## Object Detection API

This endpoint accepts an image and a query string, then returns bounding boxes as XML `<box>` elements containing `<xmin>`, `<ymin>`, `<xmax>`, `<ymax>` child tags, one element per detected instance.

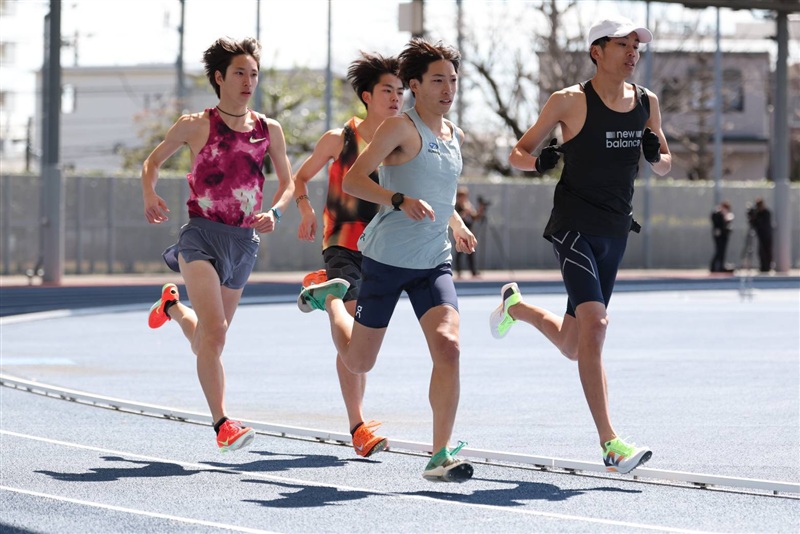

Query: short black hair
<box><xmin>589</xmin><ymin>37</ymin><xmax>610</xmax><ymax>66</ymax></box>
<box><xmin>203</xmin><ymin>37</ymin><xmax>262</xmax><ymax>98</ymax></box>
<box><xmin>398</xmin><ymin>38</ymin><xmax>460</xmax><ymax>94</ymax></box>
<box><xmin>346</xmin><ymin>52</ymin><xmax>401</xmax><ymax>108</ymax></box>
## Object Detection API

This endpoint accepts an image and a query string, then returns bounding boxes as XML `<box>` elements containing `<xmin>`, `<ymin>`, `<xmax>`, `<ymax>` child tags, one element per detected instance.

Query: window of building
<box><xmin>722</xmin><ymin>69</ymin><xmax>744</xmax><ymax>112</ymax></box>
<box><xmin>62</xmin><ymin>84</ymin><xmax>76</xmax><ymax>114</ymax></box>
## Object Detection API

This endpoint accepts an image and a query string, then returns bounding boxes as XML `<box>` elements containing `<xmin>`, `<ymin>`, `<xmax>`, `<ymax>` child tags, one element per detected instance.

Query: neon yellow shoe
<box><xmin>489</xmin><ymin>282</ymin><xmax>522</xmax><ymax>339</ymax></box>
<box><xmin>422</xmin><ymin>441</ymin><xmax>473</xmax><ymax>482</ymax></box>
<box><xmin>603</xmin><ymin>437</ymin><xmax>652</xmax><ymax>474</ymax></box>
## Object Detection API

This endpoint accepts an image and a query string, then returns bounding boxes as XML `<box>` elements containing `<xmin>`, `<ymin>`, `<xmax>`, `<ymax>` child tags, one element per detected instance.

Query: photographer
<box><xmin>710</xmin><ymin>200</ymin><xmax>734</xmax><ymax>273</ymax></box>
<box><xmin>749</xmin><ymin>197</ymin><xmax>773</xmax><ymax>272</ymax></box>
<box><xmin>454</xmin><ymin>186</ymin><xmax>483</xmax><ymax>278</ymax></box>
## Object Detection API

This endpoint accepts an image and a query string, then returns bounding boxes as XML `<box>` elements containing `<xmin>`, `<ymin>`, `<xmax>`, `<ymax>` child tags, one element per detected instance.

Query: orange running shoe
<box><xmin>148</xmin><ymin>283</ymin><xmax>179</xmax><ymax>329</ymax></box>
<box><xmin>351</xmin><ymin>420</ymin><xmax>388</xmax><ymax>458</ymax></box>
<box><xmin>302</xmin><ymin>269</ymin><xmax>328</xmax><ymax>288</ymax></box>
<box><xmin>216</xmin><ymin>419</ymin><xmax>255</xmax><ymax>453</ymax></box>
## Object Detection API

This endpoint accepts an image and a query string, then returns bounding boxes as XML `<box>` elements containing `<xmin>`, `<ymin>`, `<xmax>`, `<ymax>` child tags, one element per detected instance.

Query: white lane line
<box><xmin>0</xmin><ymin>485</ymin><xmax>279</xmax><ymax>534</ymax></box>
<box><xmin>3</xmin><ymin>372</ymin><xmax>796</xmax><ymax>495</ymax></box>
<box><xmin>2</xmin><ymin>430</ymin><xmax>715</xmax><ymax>534</ymax></box>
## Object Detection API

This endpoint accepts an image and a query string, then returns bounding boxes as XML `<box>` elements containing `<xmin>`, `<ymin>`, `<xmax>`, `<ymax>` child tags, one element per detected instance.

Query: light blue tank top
<box><xmin>358</xmin><ymin>107</ymin><xmax>462</xmax><ymax>269</ymax></box>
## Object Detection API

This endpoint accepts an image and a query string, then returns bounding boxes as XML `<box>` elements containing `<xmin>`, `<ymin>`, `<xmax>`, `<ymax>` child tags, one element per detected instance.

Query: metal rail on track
<box><xmin>2</xmin><ymin>373</ymin><xmax>797</xmax><ymax>497</ymax></box>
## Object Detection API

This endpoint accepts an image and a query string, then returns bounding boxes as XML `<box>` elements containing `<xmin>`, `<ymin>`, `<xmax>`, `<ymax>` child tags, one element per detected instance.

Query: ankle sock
<box><xmin>214</xmin><ymin>417</ymin><xmax>229</xmax><ymax>434</ymax></box>
<box><xmin>164</xmin><ymin>299</ymin><xmax>177</xmax><ymax>315</ymax></box>
<box><xmin>350</xmin><ymin>422</ymin><xmax>364</xmax><ymax>435</ymax></box>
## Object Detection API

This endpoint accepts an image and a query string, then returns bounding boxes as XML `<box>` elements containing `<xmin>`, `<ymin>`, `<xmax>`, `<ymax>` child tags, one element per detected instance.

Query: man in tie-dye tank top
<box><xmin>141</xmin><ymin>37</ymin><xmax>294</xmax><ymax>453</ymax></box>
<box><xmin>292</xmin><ymin>52</ymin><xmax>405</xmax><ymax>459</ymax></box>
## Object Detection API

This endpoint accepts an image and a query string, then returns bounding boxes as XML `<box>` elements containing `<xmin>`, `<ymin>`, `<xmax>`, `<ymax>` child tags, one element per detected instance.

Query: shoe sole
<box><xmin>358</xmin><ymin>438</ymin><xmax>388</xmax><ymax>458</ymax></box>
<box><xmin>607</xmin><ymin>450</ymin><xmax>653</xmax><ymax>474</ymax></box>
<box><xmin>298</xmin><ymin>278</ymin><xmax>350</xmax><ymax>313</ymax></box>
<box><xmin>219</xmin><ymin>429</ymin><xmax>255</xmax><ymax>453</ymax></box>
<box><xmin>148</xmin><ymin>283</ymin><xmax>178</xmax><ymax>329</ymax></box>
<box><xmin>423</xmin><ymin>461</ymin><xmax>474</xmax><ymax>483</ymax></box>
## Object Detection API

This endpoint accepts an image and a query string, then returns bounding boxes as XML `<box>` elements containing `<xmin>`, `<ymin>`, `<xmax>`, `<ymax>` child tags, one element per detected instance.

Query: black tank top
<box><xmin>544</xmin><ymin>80</ymin><xmax>650</xmax><ymax>239</ymax></box>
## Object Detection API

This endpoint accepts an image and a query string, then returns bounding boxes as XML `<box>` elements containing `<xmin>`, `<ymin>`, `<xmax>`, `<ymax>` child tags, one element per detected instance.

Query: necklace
<box><xmin>216</xmin><ymin>106</ymin><xmax>248</xmax><ymax>118</ymax></box>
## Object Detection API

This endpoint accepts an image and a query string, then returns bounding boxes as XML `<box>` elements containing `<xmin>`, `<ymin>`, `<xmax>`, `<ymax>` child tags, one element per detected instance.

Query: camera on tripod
<box><xmin>746</xmin><ymin>203</ymin><xmax>757</xmax><ymax>228</ymax></box>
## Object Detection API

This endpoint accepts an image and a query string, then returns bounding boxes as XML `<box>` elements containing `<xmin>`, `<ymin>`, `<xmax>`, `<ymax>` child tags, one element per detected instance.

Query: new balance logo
<box><xmin>249</xmin><ymin>137</ymin><xmax>267</xmax><ymax>143</ymax></box>
<box><xmin>605</xmin><ymin>130</ymin><xmax>642</xmax><ymax>149</ymax></box>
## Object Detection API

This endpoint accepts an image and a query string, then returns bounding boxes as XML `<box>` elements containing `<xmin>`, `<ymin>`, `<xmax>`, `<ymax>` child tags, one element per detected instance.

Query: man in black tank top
<box><xmin>495</xmin><ymin>16</ymin><xmax>671</xmax><ymax>474</ymax></box>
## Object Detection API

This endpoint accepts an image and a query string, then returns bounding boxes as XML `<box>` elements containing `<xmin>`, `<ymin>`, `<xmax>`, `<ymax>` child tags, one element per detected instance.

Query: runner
<box><xmin>497</xmin><ymin>15</ymin><xmax>671</xmax><ymax>474</ymax></box>
<box><xmin>299</xmin><ymin>38</ymin><xmax>478</xmax><ymax>482</ymax></box>
<box><xmin>293</xmin><ymin>52</ymin><xmax>405</xmax><ymax>458</ymax></box>
<box><xmin>142</xmin><ymin>36</ymin><xmax>294</xmax><ymax>453</ymax></box>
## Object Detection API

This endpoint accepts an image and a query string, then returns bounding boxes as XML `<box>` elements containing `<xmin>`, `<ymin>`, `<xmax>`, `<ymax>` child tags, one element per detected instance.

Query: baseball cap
<box><xmin>587</xmin><ymin>16</ymin><xmax>653</xmax><ymax>47</ymax></box>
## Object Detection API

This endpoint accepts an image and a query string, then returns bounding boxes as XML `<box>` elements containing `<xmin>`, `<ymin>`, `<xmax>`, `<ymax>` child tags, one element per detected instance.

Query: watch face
<box><xmin>392</xmin><ymin>193</ymin><xmax>404</xmax><ymax>209</ymax></box>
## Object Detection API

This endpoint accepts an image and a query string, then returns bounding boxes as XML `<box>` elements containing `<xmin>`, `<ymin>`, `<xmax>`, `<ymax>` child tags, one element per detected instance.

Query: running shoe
<box><xmin>216</xmin><ymin>419</ymin><xmax>255</xmax><ymax>453</ymax></box>
<box><xmin>603</xmin><ymin>437</ymin><xmax>652</xmax><ymax>474</ymax></box>
<box><xmin>297</xmin><ymin>278</ymin><xmax>350</xmax><ymax>313</ymax></box>
<box><xmin>351</xmin><ymin>420</ymin><xmax>388</xmax><ymax>458</ymax></box>
<box><xmin>148</xmin><ymin>283</ymin><xmax>179</xmax><ymax>329</ymax></box>
<box><xmin>422</xmin><ymin>441</ymin><xmax>473</xmax><ymax>482</ymax></box>
<box><xmin>302</xmin><ymin>269</ymin><xmax>328</xmax><ymax>288</ymax></box>
<box><xmin>489</xmin><ymin>282</ymin><xmax>522</xmax><ymax>339</ymax></box>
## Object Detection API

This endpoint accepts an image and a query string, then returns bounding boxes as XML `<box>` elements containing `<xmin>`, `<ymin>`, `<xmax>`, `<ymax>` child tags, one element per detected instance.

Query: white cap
<box><xmin>587</xmin><ymin>16</ymin><xmax>653</xmax><ymax>48</ymax></box>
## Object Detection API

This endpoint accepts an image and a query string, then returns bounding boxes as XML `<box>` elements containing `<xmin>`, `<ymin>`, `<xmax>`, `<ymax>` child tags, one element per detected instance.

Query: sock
<box><xmin>350</xmin><ymin>422</ymin><xmax>364</xmax><ymax>436</ymax></box>
<box><xmin>214</xmin><ymin>417</ymin><xmax>229</xmax><ymax>434</ymax></box>
<box><xmin>164</xmin><ymin>299</ymin><xmax>177</xmax><ymax>316</ymax></box>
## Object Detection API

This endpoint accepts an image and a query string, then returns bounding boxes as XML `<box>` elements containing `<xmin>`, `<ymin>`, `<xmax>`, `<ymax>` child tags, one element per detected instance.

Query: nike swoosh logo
<box><xmin>354</xmin><ymin>443</ymin><xmax>364</xmax><ymax>451</ymax></box>
<box><xmin>249</xmin><ymin>137</ymin><xmax>266</xmax><ymax>143</ymax></box>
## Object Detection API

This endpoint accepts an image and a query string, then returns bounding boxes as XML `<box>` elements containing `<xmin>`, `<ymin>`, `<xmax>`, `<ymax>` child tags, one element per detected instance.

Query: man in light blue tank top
<box><xmin>299</xmin><ymin>38</ymin><xmax>477</xmax><ymax>482</ymax></box>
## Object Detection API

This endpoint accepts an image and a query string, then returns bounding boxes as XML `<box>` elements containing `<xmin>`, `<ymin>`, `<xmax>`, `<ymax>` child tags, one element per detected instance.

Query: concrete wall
<box><xmin>1</xmin><ymin>173</ymin><xmax>797</xmax><ymax>275</ymax></box>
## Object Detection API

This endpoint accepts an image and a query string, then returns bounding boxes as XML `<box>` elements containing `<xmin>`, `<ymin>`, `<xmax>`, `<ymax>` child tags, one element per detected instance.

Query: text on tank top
<box><xmin>357</xmin><ymin>107</ymin><xmax>462</xmax><ymax>269</ymax></box>
<box><xmin>544</xmin><ymin>81</ymin><xmax>650</xmax><ymax>239</ymax></box>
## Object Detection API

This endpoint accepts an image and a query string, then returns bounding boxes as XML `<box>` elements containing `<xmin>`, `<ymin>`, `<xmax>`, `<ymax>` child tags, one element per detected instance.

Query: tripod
<box><xmin>738</xmin><ymin>227</ymin><xmax>757</xmax><ymax>299</ymax></box>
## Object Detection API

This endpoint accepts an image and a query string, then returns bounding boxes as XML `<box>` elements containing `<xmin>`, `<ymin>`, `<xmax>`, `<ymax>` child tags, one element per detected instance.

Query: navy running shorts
<box><xmin>162</xmin><ymin>217</ymin><xmax>260</xmax><ymax>290</ymax></box>
<box><xmin>323</xmin><ymin>246</ymin><xmax>363</xmax><ymax>302</ymax></box>
<box><xmin>550</xmin><ymin>229</ymin><xmax>628</xmax><ymax>317</ymax></box>
<box><xmin>354</xmin><ymin>257</ymin><xmax>458</xmax><ymax>329</ymax></box>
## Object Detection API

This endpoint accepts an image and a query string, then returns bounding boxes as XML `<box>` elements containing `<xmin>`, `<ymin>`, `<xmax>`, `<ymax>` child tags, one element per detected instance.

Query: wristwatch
<box><xmin>269</xmin><ymin>206</ymin><xmax>282</xmax><ymax>223</ymax></box>
<box><xmin>391</xmin><ymin>192</ymin><xmax>405</xmax><ymax>211</ymax></box>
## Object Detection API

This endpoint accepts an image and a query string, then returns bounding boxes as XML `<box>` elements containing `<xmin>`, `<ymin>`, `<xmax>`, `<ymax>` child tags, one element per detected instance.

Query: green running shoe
<box><xmin>297</xmin><ymin>278</ymin><xmax>350</xmax><ymax>313</ymax></box>
<box><xmin>422</xmin><ymin>441</ymin><xmax>473</xmax><ymax>482</ymax></box>
<box><xmin>489</xmin><ymin>282</ymin><xmax>522</xmax><ymax>339</ymax></box>
<box><xmin>603</xmin><ymin>437</ymin><xmax>652</xmax><ymax>474</ymax></box>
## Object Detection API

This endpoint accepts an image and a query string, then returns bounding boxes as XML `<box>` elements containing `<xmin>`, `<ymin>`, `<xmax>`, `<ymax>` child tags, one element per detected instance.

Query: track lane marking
<box><xmin>2</xmin><ymin>430</ymin><xmax>715</xmax><ymax>534</ymax></box>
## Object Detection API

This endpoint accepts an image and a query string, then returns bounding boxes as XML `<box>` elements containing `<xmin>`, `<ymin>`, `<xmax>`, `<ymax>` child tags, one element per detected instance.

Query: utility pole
<box><xmin>456</xmin><ymin>0</ymin><xmax>463</xmax><ymax>127</ymax></box>
<box><xmin>176</xmin><ymin>0</ymin><xmax>186</xmax><ymax>115</ymax></box>
<box><xmin>325</xmin><ymin>0</ymin><xmax>332</xmax><ymax>132</ymax></box>
<box><xmin>41</xmin><ymin>0</ymin><xmax>63</xmax><ymax>284</ymax></box>
<box><xmin>773</xmin><ymin>11</ymin><xmax>790</xmax><ymax>273</ymax></box>
<box><xmin>254</xmin><ymin>0</ymin><xmax>263</xmax><ymax>113</ymax></box>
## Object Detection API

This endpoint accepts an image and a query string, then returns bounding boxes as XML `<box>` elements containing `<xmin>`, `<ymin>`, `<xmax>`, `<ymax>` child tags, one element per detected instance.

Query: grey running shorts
<box><xmin>162</xmin><ymin>217</ymin><xmax>260</xmax><ymax>289</ymax></box>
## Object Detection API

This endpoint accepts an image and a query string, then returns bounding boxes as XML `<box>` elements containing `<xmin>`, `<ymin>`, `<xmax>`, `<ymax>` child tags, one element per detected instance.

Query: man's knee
<box><xmin>193</xmin><ymin>321</ymin><xmax>228</xmax><ymax>356</ymax></box>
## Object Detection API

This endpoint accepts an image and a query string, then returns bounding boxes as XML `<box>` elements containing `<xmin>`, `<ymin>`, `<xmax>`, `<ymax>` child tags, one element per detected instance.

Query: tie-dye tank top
<box><xmin>186</xmin><ymin>107</ymin><xmax>270</xmax><ymax>227</ymax></box>
<box><xmin>322</xmin><ymin>117</ymin><xmax>380</xmax><ymax>251</ymax></box>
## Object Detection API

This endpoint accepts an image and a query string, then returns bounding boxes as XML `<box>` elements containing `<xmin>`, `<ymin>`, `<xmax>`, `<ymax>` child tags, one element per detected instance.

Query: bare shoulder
<box><xmin>166</xmin><ymin>110</ymin><xmax>208</xmax><ymax>142</ymax></box>
<box><xmin>551</xmin><ymin>84</ymin><xmax>585</xmax><ymax>104</ymax></box>
<box><xmin>175</xmin><ymin>110</ymin><xmax>207</xmax><ymax>128</ymax></box>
